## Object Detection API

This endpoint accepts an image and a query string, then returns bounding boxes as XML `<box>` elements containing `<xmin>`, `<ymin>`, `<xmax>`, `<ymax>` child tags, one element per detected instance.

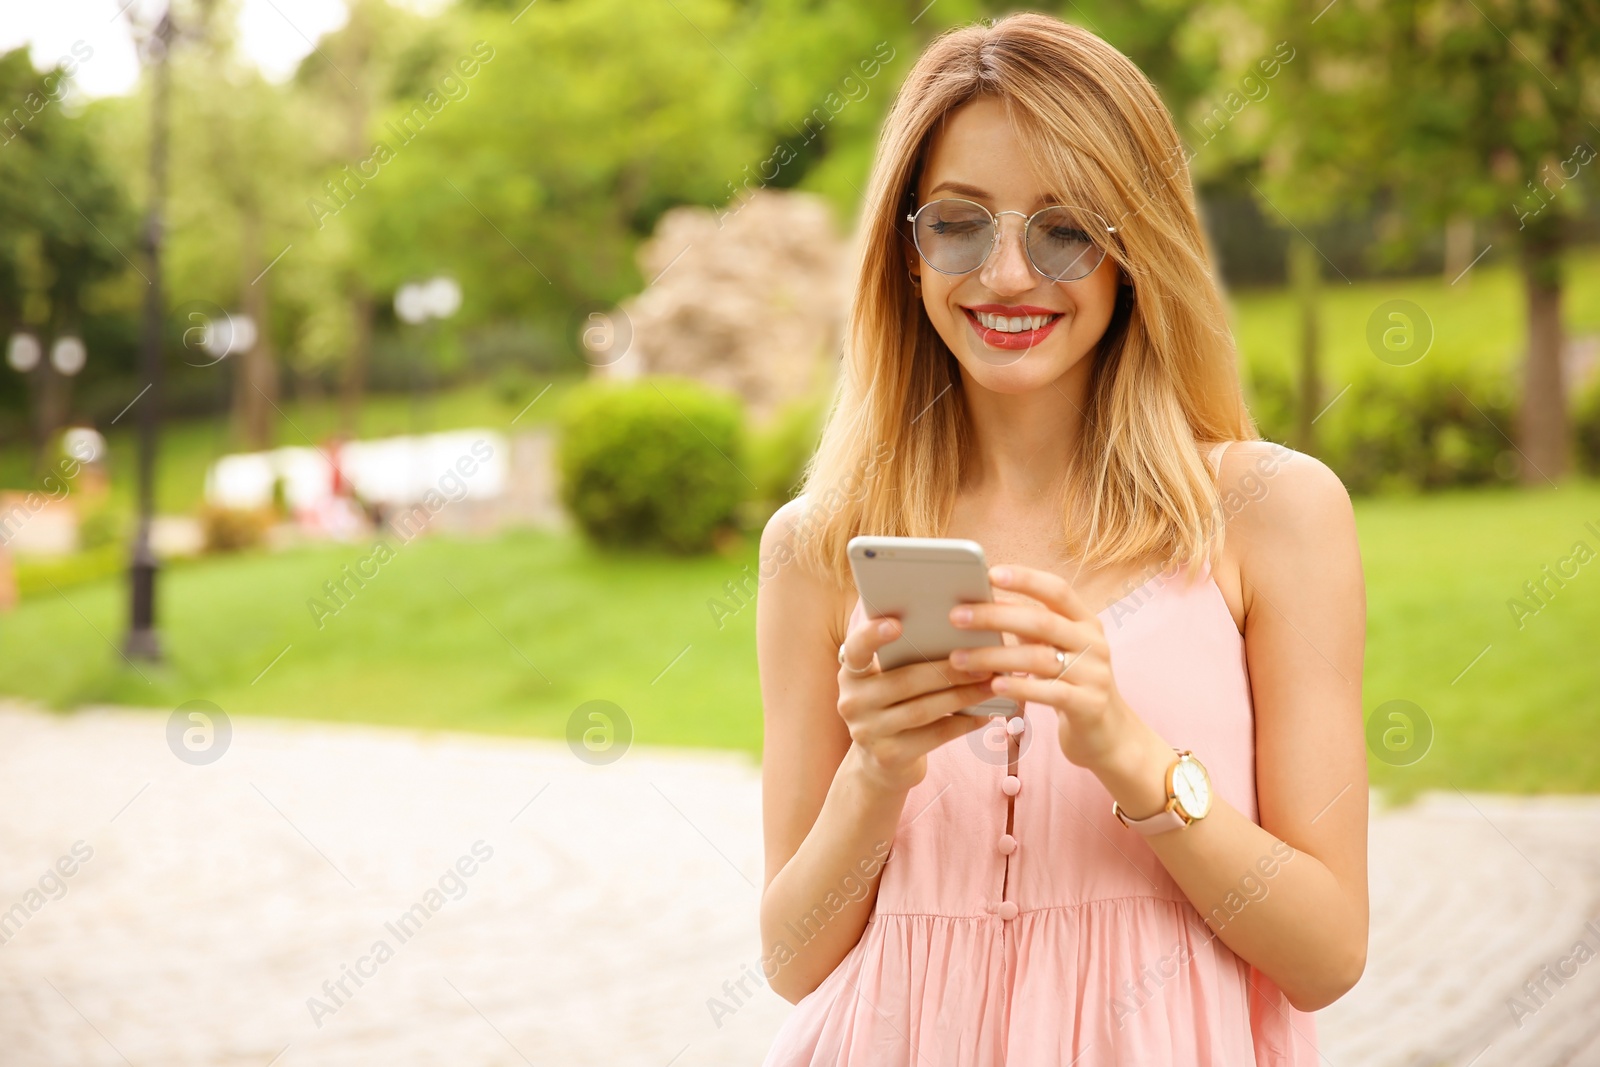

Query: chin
<box><xmin>955</xmin><ymin>343</ymin><xmax>1085</xmax><ymax>394</ymax></box>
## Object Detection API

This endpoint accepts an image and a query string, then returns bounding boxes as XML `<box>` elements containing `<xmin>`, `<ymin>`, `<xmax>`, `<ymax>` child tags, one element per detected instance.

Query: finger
<box><xmin>869</xmin><ymin>658</ymin><xmax>994</xmax><ymax>704</ymax></box>
<box><xmin>988</xmin><ymin>563</ymin><xmax>1093</xmax><ymax>623</ymax></box>
<box><xmin>989</xmin><ymin>673</ymin><xmax>1098</xmax><ymax>712</ymax></box>
<box><xmin>842</xmin><ymin>614</ymin><xmax>901</xmax><ymax>673</ymax></box>
<box><xmin>951</xmin><ymin>601</ymin><xmax>1089</xmax><ymax>650</ymax></box>
<box><xmin>878</xmin><ymin>681</ymin><xmax>1002</xmax><ymax>736</ymax></box>
<box><xmin>898</xmin><ymin>708</ymin><xmax>993</xmax><ymax>756</ymax></box>
<box><xmin>949</xmin><ymin>643</ymin><xmax>1076</xmax><ymax>677</ymax></box>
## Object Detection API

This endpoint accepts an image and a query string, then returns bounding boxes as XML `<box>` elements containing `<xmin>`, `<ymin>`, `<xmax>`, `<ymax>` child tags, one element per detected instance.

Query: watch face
<box><xmin>1173</xmin><ymin>758</ymin><xmax>1212</xmax><ymax>819</ymax></box>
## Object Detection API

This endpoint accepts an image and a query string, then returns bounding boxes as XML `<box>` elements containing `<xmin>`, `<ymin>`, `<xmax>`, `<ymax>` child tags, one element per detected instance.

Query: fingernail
<box><xmin>878</xmin><ymin>620</ymin><xmax>896</xmax><ymax>637</ymax></box>
<box><xmin>950</xmin><ymin>606</ymin><xmax>972</xmax><ymax>625</ymax></box>
<box><xmin>992</xmin><ymin>677</ymin><xmax>1009</xmax><ymax>692</ymax></box>
<box><xmin>990</xmin><ymin>566</ymin><xmax>1011</xmax><ymax>584</ymax></box>
<box><xmin>949</xmin><ymin>650</ymin><xmax>968</xmax><ymax>667</ymax></box>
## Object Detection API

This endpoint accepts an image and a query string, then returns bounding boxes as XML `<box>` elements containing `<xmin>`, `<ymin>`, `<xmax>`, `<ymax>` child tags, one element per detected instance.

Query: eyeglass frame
<box><xmin>904</xmin><ymin>197</ymin><xmax>1119</xmax><ymax>282</ymax></box>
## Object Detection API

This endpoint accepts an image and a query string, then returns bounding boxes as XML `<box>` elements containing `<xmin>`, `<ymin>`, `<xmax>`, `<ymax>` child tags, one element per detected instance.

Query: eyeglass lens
<box><xmin>911</xmin><ymin>199</ymin><xmax>1104</xmax><ymax>281</ymax></box>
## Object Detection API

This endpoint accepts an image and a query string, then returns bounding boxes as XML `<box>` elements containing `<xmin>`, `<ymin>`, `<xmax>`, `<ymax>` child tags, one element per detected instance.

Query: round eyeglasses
<box><xmin>905</xmin><ymin>198</ymin><xmax>1116</xmax><ymax>282</ymax></box>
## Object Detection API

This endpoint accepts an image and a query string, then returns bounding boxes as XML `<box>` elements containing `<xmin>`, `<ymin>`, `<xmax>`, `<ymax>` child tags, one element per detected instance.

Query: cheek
<box><xmin>922</xmin><ymin>275</ymin><xmax>965</xmax><ymax>328</ymax></box>
<box><xmin>1058</xmin><ymin>266</ymin><xmax>1120</xmax><ymax>334</ymax></box>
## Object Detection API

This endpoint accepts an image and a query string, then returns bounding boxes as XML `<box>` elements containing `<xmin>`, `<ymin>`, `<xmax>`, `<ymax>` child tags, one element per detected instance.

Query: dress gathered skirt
<box><xmin>762</xmin><ymin>528</ymin><xmax>1321</xmax><ymax>1066</ymax></box>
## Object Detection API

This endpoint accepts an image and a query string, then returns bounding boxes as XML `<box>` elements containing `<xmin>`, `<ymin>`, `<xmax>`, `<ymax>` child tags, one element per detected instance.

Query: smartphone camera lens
<box><xmin>864</xmin><ymin>549</ymin><xmax>876</xmax><ymax>558</ymax></box>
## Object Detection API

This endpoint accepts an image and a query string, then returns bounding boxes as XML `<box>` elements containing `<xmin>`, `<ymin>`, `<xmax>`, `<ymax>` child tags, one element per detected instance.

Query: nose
<box><xmin>977</xmin><ymin>212</ymin><xmax>1036</xmax><ymax>296</ymax></box>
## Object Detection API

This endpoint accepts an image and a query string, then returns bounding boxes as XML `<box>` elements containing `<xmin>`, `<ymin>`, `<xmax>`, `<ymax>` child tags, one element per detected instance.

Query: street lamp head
<box><xmin>201</xmin><ymin>313</ymin><xmax>256</xmax><ymax>360</ymax></box>
<box><xmin>395</xmin><ymin>283</ymin><xmax>431</xmax><ymax>325</ymax></box>
<box><xmin>7</xmin><ymin>333</ymin><xmax>41</xmax><ymax>373</ymax></box>
<box><xmin>423</xmin><ymin>275</ymin><xmax>462</xmax><ymax>319</ymax></box>
<box><xmin>50</xmin><ymin>335</ymin><xmax>87</xmax><ymax>376</ymax></box>
<box><xmin>396</xmin><ymin>277</ymin><xmax>462</xmax><ymax>324</ymax></box>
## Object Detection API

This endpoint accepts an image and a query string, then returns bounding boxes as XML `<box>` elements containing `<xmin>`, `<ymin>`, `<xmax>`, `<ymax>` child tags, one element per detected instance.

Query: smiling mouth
<box><xmin>960</xmin><ymin>306</ymin><xmax>1065</xmax><ymax>351</ymax></box>
<box><xmin>966</xmin><ymin>309</ymin><xmax>1061</xmax><ymax>333</ymax></box>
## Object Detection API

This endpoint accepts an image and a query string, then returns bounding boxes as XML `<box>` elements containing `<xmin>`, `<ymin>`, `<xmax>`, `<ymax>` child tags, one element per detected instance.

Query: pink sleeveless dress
<box><xmin>762</xmin><ymin>444</ymin><xmax>1321</xmax><ymax>1066</ymax></box>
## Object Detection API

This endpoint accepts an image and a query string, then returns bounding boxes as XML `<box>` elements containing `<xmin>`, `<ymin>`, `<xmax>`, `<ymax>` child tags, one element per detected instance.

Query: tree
<box><xmin>1258</xmin><ymin>0</ymin><xmax>1600</xmax><ymax>482</ymax></box>
<box><xmin>0</xmin><ymin>46</ymin><xmax>136</xmax><ymax>463</ymax></box>
<box><xmin>293</xmin><ymin>0</ymin><xmax>430</xmax><ymax>434</ymax></box>
<box><xmin>159</xmin><ymin>9</ymin><xmax>318</xmax><ymax>450</ymax></box>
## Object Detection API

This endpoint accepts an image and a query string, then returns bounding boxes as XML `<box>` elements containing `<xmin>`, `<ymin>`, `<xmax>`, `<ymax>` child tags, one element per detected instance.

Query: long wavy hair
<box><xmin>793</xmin><ymin>12</ymin><xmax>1258</xmax><ymax>588</ymax></box>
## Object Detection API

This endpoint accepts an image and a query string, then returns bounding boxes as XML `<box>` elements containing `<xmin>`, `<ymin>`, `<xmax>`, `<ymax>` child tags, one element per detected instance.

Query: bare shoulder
<box><xmin>759</xmin><ymin>494</ymin><xmax>815</xmax><ymax>555</ymax></box>
<box><xmin>1213</xmin><ymin>440</ymin><xmax>1362</xmax><ymax>614</ymax></box>
<box><xmin>758</xmin><ymin>494</ymin><xmax>852</xmax><ymax>648</ymax></box>
<box><xmin>1214</xmin><ymin>440</ymin><xmax>1355</xmax><ymax>546</ymax></box>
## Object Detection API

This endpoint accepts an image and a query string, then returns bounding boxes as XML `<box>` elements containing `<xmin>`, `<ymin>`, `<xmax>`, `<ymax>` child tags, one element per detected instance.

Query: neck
<box><xmin>959</xmin><ymin>357</ymin><xmax>1094</xmax><ymax>499</ymax></box>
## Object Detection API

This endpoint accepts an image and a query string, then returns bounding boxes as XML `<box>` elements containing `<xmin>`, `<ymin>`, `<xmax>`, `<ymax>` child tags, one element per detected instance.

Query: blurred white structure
<box><xmin>607</xmin><ymin>189</ymin><xmax>847</xmax><ymax>421</ymax></box>
<box><xmin>204</xmin><ymin>429</ymin><xmax>508</xmax><ymax>522</ymax></box>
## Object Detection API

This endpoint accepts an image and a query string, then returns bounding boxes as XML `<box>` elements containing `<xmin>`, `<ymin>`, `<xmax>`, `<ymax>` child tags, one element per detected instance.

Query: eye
<box><xmin>1045</xmin><ymin>225</ymin><xmax>1092</xmax><ymax>244</ymax></box>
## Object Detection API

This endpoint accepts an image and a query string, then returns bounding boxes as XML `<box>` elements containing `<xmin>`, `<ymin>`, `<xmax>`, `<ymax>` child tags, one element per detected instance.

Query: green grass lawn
<box><xmin>1</xmin><ymin>482</ymin><xmax>1597</xmax><ymax>792</ymax></box>
<box><xmin>0</xmin><ymin>528</ymin><xmax>766</xmax><ymax>753</ymax></box>
<box><xmin>1359</xmin><ymin>480</ymin><xmax>1600</xmax><ymax>798</ymax></box>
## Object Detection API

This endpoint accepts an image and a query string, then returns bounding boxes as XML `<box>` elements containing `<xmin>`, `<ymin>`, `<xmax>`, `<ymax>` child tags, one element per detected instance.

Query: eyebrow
<box><xmin>927</xmin><ymin>181</ymin><xmax>1058</xmax><ymax>209</ymax></box>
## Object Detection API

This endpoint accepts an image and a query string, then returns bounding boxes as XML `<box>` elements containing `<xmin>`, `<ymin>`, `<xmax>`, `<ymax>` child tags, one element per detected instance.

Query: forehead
<box><xmin>917</xmin><ymin>96</ymin><xmax>1057</xmax><ymax>211</ymax></box>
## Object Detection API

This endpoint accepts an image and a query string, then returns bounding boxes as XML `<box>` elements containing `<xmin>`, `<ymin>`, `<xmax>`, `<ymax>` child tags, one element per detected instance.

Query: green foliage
<box><xmin>76</xmin><ymin>498</ymin><xmax>126</xmax><ymax>551</ymax></box>
<box><xmin>747</xmin><ymin>392</ymin><xmax>827</xmax><ymax>513</ymax></box>
<box><xmin>1251</xmin><ymin>364</ymin><xmax>1517</xmax><ymax>493</ymax></box>
<box><xmin>557</xmin><ymin>377</ymin><xmax>746</xmax><ymax>553</ymax></box>
<box><xmin>0</xmin><ymin>45</ymin><xmax>139</xmax><ymax>428</ymax></box>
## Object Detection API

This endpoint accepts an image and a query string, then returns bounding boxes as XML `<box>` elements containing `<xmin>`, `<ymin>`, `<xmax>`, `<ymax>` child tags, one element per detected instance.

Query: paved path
<box><xmin>0</xmin><ymin>703</ymin><xmax>1597</xmax><ymax>1066</ymax></box>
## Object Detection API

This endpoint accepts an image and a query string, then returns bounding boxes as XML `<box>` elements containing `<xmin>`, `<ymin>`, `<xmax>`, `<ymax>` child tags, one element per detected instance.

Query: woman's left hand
<box><xmin>947</xmin><ymin>563</ymin><xmax>1139</xmax><ymax>774</ymax></box>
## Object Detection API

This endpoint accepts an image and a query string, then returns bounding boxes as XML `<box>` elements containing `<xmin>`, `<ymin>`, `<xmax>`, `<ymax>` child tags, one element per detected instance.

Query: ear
<box><xmin>903</xmin><ymin>243</ymin><xmax>922</xmax><ymax>288</ymax></box>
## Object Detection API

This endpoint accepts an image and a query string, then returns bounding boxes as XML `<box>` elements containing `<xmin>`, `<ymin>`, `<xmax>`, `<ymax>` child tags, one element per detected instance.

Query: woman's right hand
<box><xmin>836</xmin><ymin>613</ymin><xmax>999</xmax><ymax>794</ymax></box>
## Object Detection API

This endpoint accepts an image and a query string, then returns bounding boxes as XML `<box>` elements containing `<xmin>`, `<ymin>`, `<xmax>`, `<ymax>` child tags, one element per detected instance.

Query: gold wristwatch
<box><xmin>1112</xmin><ymin>749</ymin><xmax>1212</xmax><ymax>836</ymax></box>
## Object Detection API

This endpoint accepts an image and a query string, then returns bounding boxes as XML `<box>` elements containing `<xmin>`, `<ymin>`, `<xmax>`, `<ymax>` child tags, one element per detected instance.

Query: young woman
<box><xmin>756</xmin><ymin>13</ymin><xmax>1367</xmax><ymax>1066</ymax></box>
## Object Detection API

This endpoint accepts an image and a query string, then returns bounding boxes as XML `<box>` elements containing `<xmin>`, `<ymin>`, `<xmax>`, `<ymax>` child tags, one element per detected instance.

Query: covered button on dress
<box><xmin>762</xmin><ymin>506</ymin><xmax>1321</xmax><ymax>1065</ymax></box>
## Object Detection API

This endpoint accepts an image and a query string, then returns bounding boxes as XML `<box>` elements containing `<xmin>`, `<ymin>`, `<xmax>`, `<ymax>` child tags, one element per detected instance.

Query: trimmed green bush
<box><xmin>748</xmin><ymin>392</ymin><xmax>827</xmax><ymax>514</ymax></box>
<box><xmin>77</xmin><ymin>499</ymin><xmax>127</xmax><ymax>551</ymax></box>
<box><xmin>557</xmin><ymin>377</ymin><xmax>746</xmax><ymax>553</ymax></box>
<box><xmin>200</xmin><ymin>505</ymin><xmax>272</xmax><ymax>553</ymax></box>
<box><xmin>1248</xmin><ymin>363</ymin><xmax>1517</xmax><ymax>493</ymax></box>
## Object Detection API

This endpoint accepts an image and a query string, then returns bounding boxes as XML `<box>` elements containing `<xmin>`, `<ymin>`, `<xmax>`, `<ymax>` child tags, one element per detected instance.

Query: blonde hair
<box><xmin>794</xmin><ymin>12</ymin><xmax>1258</xmax><ymax>588</ymax></box>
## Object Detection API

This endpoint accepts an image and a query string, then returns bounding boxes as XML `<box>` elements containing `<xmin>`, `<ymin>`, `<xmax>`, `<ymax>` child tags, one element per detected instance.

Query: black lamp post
<box><xmin>126</xmin><ymin>5</ymin><xmax>172</xmax><ymax>662</ymax></box>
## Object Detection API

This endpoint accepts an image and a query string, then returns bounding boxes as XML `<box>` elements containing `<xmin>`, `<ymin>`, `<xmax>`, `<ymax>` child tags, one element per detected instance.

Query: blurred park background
<box><xmin>2</xmin><ymin>1</ymin><xmax>1600</xmax><ymax>1063</ymax></box>
<box><xmin>3</xmin><ymin>0</ymin><xmax>1597</xmax><ymax>793</ymax></box>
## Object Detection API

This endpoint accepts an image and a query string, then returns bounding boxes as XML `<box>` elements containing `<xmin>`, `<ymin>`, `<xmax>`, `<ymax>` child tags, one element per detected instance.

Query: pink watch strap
<box><xmin>1118</xmin><ymin>804</ymin><xmax>1186</xmax><ymax>836</ymax></box>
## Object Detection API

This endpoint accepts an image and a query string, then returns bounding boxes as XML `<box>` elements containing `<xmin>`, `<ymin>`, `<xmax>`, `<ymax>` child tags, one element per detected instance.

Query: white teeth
<box><xmin>972</xmin><ymin>311</ymin><xmax>1057</xmax><ymax>333</ymax></box>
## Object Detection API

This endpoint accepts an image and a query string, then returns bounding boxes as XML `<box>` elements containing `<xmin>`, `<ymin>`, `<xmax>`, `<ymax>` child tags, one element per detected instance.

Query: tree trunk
<box><xmin>34</xmin><ymin>364</ymin><xmax>64</xmax><ymax>474</ymax></box>
<box><xmin>338</xmin><ymin>58</ymin><xmax>372</xmax><ymax>440</ymax></box>
<box><xmin>33</xmin><ymin>305</ymin><xmax>69</xmax><ymax>471</ymax></box>
<box><xmin>1289</xmin><ymin>235</ymin><xmax>1321</xmax><ymax>454</ymax></box>
<box><xmin>1518</xmin><ymin>225</ymin><xmax>1567</xmax><ymax>483</ymax></box>
<box><xmin>339</xmin><ymin>288</ymin><xmax>373</xmax><ymax>437</ymax></box>
<box><xmin>1443</xmin><ymin>215</ymin><xmax>1475</xmax><ymax>282</ymax></box>
<box><xmin>232</xmin><ymin>211</ymin><xmax>279</xmax><ymax>451</ymax></box>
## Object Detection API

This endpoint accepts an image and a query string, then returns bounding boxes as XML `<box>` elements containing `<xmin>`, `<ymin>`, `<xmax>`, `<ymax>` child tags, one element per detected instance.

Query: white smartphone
<box><xmin>846</xmin><ymin>535</ymin><xmax>1019</xmax><ymax>717</ymax></box>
